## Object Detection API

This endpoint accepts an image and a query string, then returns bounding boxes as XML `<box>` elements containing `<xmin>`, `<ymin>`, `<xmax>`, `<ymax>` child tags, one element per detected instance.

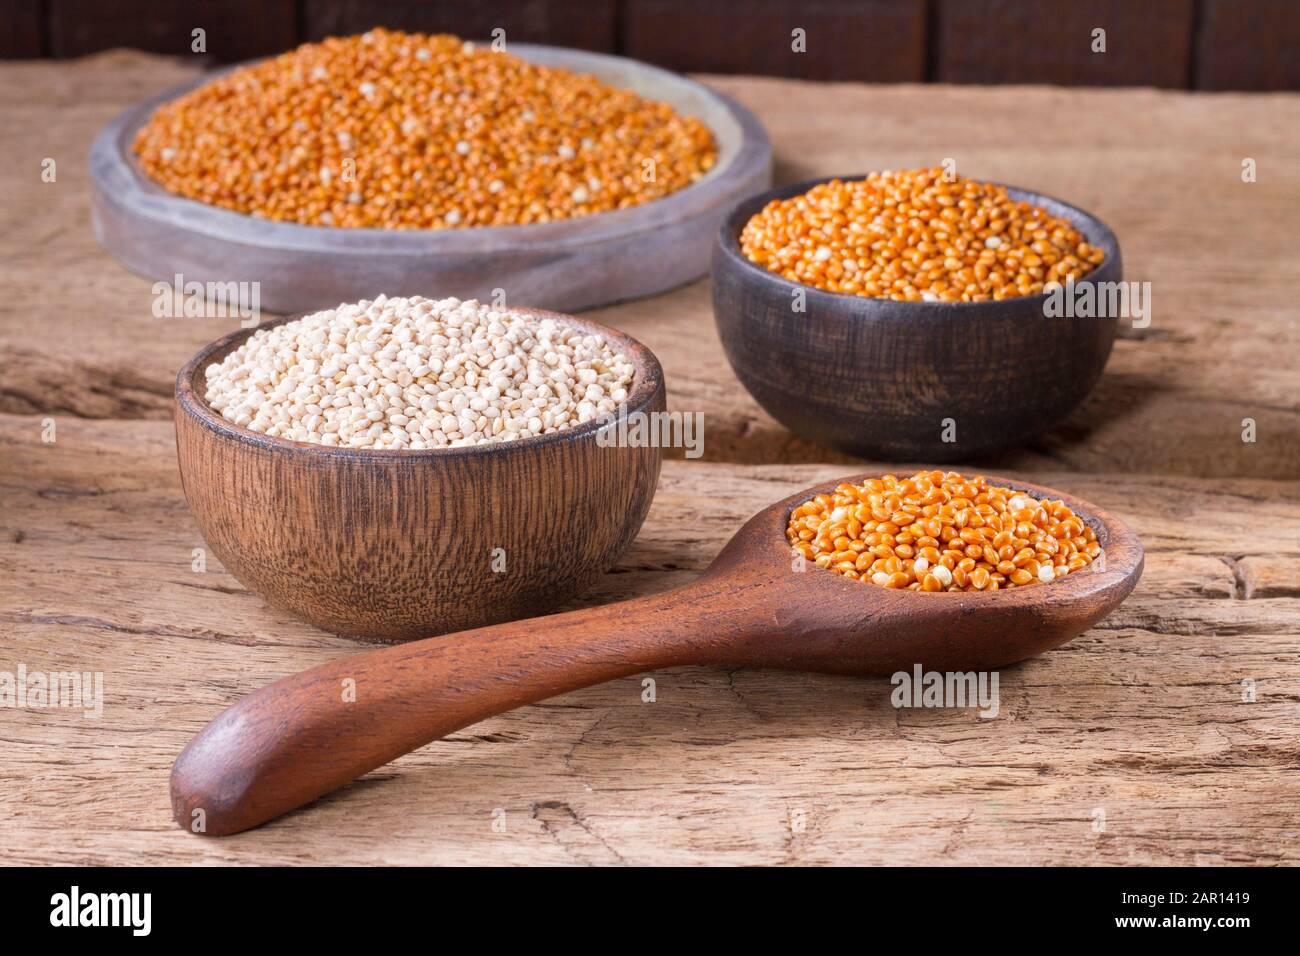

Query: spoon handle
<box><xmin>170</xmin><ymin>581</ymin><xmax>726</xmax><ymax>835</ymax></box>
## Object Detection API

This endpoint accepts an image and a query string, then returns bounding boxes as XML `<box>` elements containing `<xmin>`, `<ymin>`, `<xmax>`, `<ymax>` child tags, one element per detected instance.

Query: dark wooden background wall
<box><xmin>3</xmin><ymin>0</ymin><xmax>1297</xmax><ymax>90</ymax></box>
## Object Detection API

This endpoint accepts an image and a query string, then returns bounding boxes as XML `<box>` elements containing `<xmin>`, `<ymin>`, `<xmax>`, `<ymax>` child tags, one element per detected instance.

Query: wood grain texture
<box><xmin>712</xmin><ymin>177</ymin><xmax>1122</xmax><ymax>461</ymax></box>
<box><xmin>4</xmin><ymin>55</ymin><xmax>1296</xmax><ymax>477</ymax></box>
<box><xmin>19</xmin><ymin>1</ymin><xmax>1300</xmax><ymax>93</ymax></box>
<box><xmin>47</xmin><ymin>0</ymin><xmax>296</xmax><ymax>62</ymax></box>
<box><xmin>1195</xmin><ymin>0</ymin><xmax>1300</xmax><ymax>91</ymax></box>
<box><xmin>934</xmin><ymin>0</ymin><xmax>1195</xmax><ymax>88</ymax></box>
<box><xmin>301</xmin><ymin>0</ymin><xmax>618</xmax><ymax>52</ymax></box>
<box><xmin>0</xmin><ymin>0</ymin><xmax>44</xmax><ymax>58</ymax></box>
<box><xmin>623</xmin><ymin>0</ymin><xmax>926</xmax><ymax>82</ymax></box>
<box><xmin>0</xmin><ymin>414</ymin><xmax>1295</xmax><ymax>862</ymax></box>
<box><xmin>174</xmin><ymin>311</ymin><xmax>665</xmax><ymax>641</ymax></box>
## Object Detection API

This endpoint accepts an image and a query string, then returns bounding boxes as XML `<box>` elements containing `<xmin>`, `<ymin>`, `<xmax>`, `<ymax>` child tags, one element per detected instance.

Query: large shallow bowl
<box><xmin>92</xmin><ymin>44</ymin><xmax>773</xmax><ymax>314</ymax></box>
<box><xmin>712</xmin><ymin>175</ymin><xmax>1123</xmax><ymax>462</ymax></box>
<box><xmin>174</xmin><ymin>308</ymin><xmax>666</xmax><ymax>642</ymax></box>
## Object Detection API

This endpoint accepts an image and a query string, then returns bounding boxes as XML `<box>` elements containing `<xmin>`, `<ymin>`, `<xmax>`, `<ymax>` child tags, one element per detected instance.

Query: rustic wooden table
<box><xmin>2</xmin><ymin>52</ymin><xmax>1297</xmax><ymax>865</ymax></box>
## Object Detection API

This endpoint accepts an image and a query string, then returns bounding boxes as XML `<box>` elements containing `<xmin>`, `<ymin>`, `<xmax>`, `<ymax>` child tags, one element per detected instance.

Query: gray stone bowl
<box><xmin>712</xmin><ymin>175</ymin><xmax>1123</xmax><ymax>462</ymax></box>
<box><xmin>90</xmin><ymin>44</ymin><xmax>773</xmax><ymax>315</ymax></box>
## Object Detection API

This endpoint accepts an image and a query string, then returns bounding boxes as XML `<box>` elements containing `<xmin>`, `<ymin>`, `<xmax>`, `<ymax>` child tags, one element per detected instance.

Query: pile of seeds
<box><xmin>133</xmin><ymin>29</ymin><xmax>716</xmax><ymax>230</ymax></box>
<box><xmin>787</xmin><ymin>471</ymin><xmax>1101</xmax><ymax>592</ymax></box>
<box><xmin>739</xmin><ymin>168</ymin><xmax>1105</xmax><ymax>301</ymax></box>
<box><xmin>203</xmin><ymin>295</ymin><xmax>635</xmax><ymax>449</ymax></box>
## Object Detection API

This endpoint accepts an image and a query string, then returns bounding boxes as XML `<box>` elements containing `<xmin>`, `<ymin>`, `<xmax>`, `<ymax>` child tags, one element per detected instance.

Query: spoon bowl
<box><xmin>704</xmin><ymin>473</ymin><xmax>1142</xmax><ymax>675</ymax></box>
<box><xmin>170</xmin><ymin>471</ymin><xmax>1142</xmax><ymax>835</ymax></box>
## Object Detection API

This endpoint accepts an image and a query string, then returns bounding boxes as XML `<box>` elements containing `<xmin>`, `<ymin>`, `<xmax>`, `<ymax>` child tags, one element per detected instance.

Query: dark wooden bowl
<box><xmin>174</xmin><ymin>309</ymin><xmax>666</xmax><ymax>642</ymax></box>
<box><xmin>712</xmin><ymin>175</ymin><xmax>1123</xmax><ymax>461</ymax></box>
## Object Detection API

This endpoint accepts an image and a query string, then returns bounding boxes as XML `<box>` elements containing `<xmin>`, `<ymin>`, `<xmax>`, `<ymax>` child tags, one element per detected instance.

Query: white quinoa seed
<box><xmin>204</xmin><ymin>295</ymin><xmax>636</xmax><ymax>450</ymax></box>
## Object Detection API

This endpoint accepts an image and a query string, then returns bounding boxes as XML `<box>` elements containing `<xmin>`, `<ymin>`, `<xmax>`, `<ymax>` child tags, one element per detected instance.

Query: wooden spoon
<box><xmin>171</xmin><ymin>473</ymin><xmax>1142</xmax><ymax>835</ymax></box>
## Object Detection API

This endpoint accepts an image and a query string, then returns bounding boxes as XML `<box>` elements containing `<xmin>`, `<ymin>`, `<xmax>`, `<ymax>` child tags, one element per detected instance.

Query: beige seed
<box><xmin>204</xmin><ymin>295</ymin><xmax>635</xmax><ymax>451</ymax></box>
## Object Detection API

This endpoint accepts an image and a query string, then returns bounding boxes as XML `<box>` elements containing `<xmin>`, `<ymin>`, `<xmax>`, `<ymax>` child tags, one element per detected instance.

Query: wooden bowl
<box><xmin>173</xmin><ymin>309</ymin><xmax>666</xmax><ymax>642</ymax></box>
<box><xmin>712</xmin><ymin>175</ymin><xmax>1123</xmax><ymax>461</ymax></box>
<box><xmin>90</xmin><ymin>44</ymin><xmax>773</xmax><ymax>315</ymax></box>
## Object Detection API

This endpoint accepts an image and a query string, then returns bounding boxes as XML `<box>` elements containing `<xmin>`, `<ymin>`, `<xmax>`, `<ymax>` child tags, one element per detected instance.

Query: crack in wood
<box><xmin>530</xmin><ymin>799</ymin><xmax>626</xmax><ymax>865</ymax></box>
